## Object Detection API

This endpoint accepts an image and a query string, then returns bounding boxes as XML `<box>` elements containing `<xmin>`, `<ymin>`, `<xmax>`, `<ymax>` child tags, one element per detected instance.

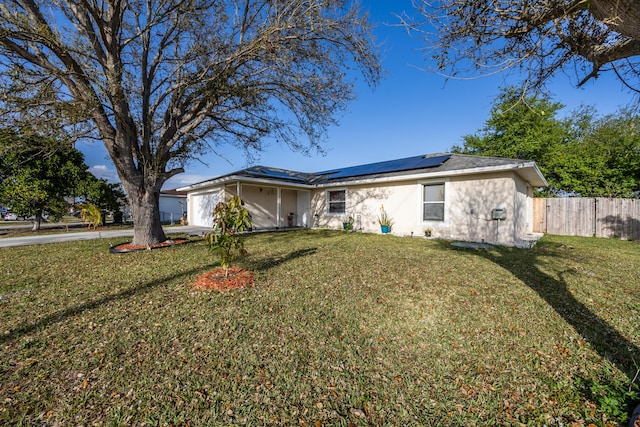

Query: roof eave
<box><xmin>177</xmin><ymin>174</ymin><xmax>314</xmax><ymax>191</ymax></box>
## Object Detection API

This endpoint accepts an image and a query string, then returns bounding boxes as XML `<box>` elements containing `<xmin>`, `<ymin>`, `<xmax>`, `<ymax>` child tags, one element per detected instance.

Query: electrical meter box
<box><xmin>492</xmin><ymin>208</ymin><xmax>507</xmax><ymax>220</ymax></box>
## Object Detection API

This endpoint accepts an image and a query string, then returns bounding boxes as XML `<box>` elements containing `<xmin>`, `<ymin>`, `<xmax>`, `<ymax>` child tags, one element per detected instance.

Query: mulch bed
<box><xmin>193</xmin><ymin>267</ymin><xmax>255</xmax><ymax>292</ymax></box>
<box><xmin>110</xmin><ymin>238</ymin><xmax>190</xmax><ymax>253</ymax></box>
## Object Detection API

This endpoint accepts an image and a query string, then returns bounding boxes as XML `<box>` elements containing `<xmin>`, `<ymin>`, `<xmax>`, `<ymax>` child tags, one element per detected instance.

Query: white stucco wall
<box><xmin>514</xmin><ymin>175</ymin><xmax>534</xmax><ymax>238</ymax></box>
<box><xmin>241</xmin><ymin>184</ymin><xmax>278</xmax><ymax>229</ymax></box>
<box><xmin>185</xmin><ymin>170</ymin><xmax>536</xmax><ymax>244</ymax></box>
<box><xmin>311</xmin><ymin>171</ymin><xmax>534</xmax><ymax>245</ymax></box>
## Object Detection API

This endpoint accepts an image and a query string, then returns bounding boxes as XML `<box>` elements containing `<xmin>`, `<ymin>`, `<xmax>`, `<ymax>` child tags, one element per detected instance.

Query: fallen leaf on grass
<box><xmin>350</xmin><ymin>408</ymin><xmax>365</xmax><ymax>418</ymax></box>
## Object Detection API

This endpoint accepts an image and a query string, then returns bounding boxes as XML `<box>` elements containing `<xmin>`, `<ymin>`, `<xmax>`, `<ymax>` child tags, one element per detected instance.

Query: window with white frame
<box><xmin>327</xmin><ymin>189</ymin><xmax>346</xmax><ymax>215</ymax></box>
<box><xmin>422</xmin><ymin>183</ymin><xmax>445</xmax><ymax>221</ymax></box>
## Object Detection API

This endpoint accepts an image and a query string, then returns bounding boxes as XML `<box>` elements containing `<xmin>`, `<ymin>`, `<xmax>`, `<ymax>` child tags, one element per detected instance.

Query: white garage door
<box><xmin>190</xmin><ymin>190</ymin><xmax>220</xmax><ymax>228</ymax></box>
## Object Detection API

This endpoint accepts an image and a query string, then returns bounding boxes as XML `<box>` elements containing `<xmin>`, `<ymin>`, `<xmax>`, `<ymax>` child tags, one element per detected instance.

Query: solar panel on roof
<box><xmin>318</xmin><ymin>154</ymin><xmax>451</xmax><ymax>179</ymax></box>
<box><xmin>246</xmin><ymin>168</ymin><xmax>306</xmax><ymax>182</ymax></box>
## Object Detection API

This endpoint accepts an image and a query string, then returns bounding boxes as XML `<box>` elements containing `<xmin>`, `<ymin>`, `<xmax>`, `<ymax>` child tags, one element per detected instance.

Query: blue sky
<box><xmin>79</xmin><ymin>1</ymin><xmax>635</xmax><ymax>189</ymax></box>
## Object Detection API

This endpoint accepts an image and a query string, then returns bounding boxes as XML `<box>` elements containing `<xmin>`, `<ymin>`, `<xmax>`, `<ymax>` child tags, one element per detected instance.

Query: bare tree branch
<box><xmin>405</xmin><ymin>0</ymin><xmax>640</xmax><ymax>91</ymax></box>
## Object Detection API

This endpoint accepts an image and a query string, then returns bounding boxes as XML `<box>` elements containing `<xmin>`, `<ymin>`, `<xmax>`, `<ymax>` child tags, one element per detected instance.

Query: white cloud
<box><xmin>89</xmin><ymin>165</ymin><xmax>120</xmax><ymax>183</ymax></box>
<box><xmin>89</xmin><ymin>165</ymin><xmax>210</xmax><ymax>189</ymax></box>
<box><xmin>163</xmin><ymin>173</ymin><xmax>211</xmax><ymax>190</ymax></box>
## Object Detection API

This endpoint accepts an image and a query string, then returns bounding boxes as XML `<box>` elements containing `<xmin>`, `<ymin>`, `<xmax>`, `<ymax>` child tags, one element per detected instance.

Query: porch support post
<box><xmin>276</xmin><ymin>187</ymin><xmax>281</xmax><ymax>228</ymax></box>
<box><xmin>237</xmin><ymin>181</ymin><xmax>241</xmax><ymax>198</ymax></box>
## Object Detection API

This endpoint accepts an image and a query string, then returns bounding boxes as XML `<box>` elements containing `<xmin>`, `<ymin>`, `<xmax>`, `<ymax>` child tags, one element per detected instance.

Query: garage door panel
<box><xmin>191</xmin><ymin>191</ymin><xmax>220</xmax><ymax>227</ymax></box>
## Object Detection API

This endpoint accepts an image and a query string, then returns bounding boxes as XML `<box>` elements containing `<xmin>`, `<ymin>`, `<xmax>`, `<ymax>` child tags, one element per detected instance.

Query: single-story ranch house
<box><xmin>177</xmin><ymin>153</ymin><xmax>548</xmax><ymax>246</ymax></box>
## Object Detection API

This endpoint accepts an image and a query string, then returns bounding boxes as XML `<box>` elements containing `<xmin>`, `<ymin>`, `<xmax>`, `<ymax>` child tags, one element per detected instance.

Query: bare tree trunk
<box><xmin>122</xmin><ymin>180</ymin><xmax>167</xmax><ymax>246</ymax></box>
<box><xmin>591</xmin><ymin>0</ymin><xmax>640</xmax><ymax>41</ymax></box>
<box><xmin>31</xmin><ymin>210</ymin><xmax>44</xmax><ymax>231</ymax></box>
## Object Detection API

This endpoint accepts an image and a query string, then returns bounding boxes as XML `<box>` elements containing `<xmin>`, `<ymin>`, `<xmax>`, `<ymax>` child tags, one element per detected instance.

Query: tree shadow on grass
<box><xmin>472</xmin><ymin>243</ymin><xmax>638</xmax><ymax>377</ymax></box>
<box><xmin>246</xmin><ymin>247</ymin><xmax>317</xmax><ymax>272</ymax></box>
<box><xmin>448</xmin><ymin>241</ymin><xmax>640</xmax><ymax>417</ymax></box>
<box><xmin>0</xmin><ymin>266</ymin><xmax>208</xmax><ymax>346</ymax></box>
<box><xmin>2</xmin><ymin>246</ymin><xmax>318</xmax><ymax>346</ymax></box>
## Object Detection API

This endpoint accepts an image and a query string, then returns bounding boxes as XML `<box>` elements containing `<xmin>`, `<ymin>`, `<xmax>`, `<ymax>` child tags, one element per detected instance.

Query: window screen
<box><xmin>328</xmin><ymin>190</ymin><xmax>346</xmax><ymax>214</ymax></box>
<box><xmin>423</xmin><ymin>184</ymin><xmax>444</xmax><ymax>221</ymax></box>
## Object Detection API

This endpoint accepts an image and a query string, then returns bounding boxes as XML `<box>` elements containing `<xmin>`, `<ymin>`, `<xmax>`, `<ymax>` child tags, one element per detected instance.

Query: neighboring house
<box><xmin>159</xmin><ymin>189</ymin><xmax>188</xmax><ymax>224</ymax></box>
<box><xmin>177</xmin><ymin>153</ymin><xmax>548</xmax><ymax>246</ymax></box>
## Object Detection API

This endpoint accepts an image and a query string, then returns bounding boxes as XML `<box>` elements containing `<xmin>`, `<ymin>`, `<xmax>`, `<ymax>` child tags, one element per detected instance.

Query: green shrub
<box><xmin>206</xmin><ymin>196</ymin><xmax>252</xmax><ymax>276</ymax></box>
<box><xmin>578</xmin><ymin>369</ymin><xmax>640</xmax><ymax>424</ymax></box>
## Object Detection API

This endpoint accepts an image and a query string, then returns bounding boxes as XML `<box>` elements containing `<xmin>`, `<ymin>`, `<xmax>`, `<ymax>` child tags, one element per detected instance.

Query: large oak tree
<box><xmin>406</xmin><ymin>0</ymin><xmax>640</xmax><ymax>91</ymax></box>
<box><xmin>0</xmin><ymin>0</ymin><xmax>381</xmax><ymax>245</ymax></box>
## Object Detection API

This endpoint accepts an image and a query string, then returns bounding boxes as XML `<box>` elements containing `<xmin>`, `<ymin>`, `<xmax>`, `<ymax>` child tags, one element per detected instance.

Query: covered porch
<box><xmin>226</xmin><ymin>182</ymin><xmax>311</xmax><ymax>230</ymax></box>
<box><xmin>187</xmin><ymin>178</ymin><xmax>312</xmax><ymax>230</ymax></box>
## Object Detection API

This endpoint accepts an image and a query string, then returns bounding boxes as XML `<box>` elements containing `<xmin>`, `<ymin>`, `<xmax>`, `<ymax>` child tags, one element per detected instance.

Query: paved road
<box><xmin>0</xmin><ymin>225</ymin><xmax>210</xmax><ymax>248</ymax></box>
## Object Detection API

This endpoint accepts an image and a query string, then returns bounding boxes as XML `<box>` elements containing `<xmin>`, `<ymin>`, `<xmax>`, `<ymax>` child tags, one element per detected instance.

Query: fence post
<box><xmin>545</xmin><ymin>199</ymin><xmax>549</xmax><ymax>234</ymax></box>
<box><xmin>593</xmin><ymin>198</ymin><xmax>597</xmax><ymax>237</ymax></box>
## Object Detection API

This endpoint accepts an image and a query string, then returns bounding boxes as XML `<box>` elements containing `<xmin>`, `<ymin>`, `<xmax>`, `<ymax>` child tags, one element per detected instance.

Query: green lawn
<box><xmin>1</xmin><ymin>231</ymin><xmax>639</xmax><ymax>426</ymax></box>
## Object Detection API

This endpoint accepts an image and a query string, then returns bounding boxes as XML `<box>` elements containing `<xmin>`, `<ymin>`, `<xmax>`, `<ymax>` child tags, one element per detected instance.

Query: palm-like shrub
<box><xmin>79</xmin><ymin>203</ymin><xmax>102</xmax><ymax>229</ymax></box>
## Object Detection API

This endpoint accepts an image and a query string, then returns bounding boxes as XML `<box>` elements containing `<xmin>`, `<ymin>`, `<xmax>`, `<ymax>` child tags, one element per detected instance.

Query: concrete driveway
<box><xmin>0</xmin><ymin>225</ymin><xmax>210</xmax><ymax>248</ymax></box>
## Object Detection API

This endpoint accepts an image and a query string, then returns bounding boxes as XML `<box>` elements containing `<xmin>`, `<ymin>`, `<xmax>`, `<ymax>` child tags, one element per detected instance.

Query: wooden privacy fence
<box><xmin>533</xmin><ymin>198</ymin><xmax>640</xmax><ymax>239</ymax></box>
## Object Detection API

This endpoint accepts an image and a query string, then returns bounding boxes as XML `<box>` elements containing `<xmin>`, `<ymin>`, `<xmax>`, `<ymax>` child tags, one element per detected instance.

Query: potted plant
<box><xmin>423</xmin><ymin>227</ymin><xmax>432</xmax><ymax>237</ymax></box>
<box><xmin>377</xmin><ymin>205</ymin><xmax>392</xmax><ymax>234</ymax></box>
<box><xmin>342</xmin><ymin>215</ymin><xmax>354</xmax><ymax>231</ymax></box>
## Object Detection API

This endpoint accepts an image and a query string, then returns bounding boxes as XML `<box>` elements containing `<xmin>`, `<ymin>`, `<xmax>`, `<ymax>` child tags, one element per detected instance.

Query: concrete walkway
<box><xmin>0</xmin><ymin>225</ymin><xmax>210</xmax><ymax>248</ymax></box>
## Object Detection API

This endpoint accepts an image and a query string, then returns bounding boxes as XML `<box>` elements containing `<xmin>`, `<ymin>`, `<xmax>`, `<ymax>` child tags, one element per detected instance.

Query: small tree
<box><xmin>207</xmin><ymin>196</ymin><xmax>252</xmax><ymax>277</ymax></box>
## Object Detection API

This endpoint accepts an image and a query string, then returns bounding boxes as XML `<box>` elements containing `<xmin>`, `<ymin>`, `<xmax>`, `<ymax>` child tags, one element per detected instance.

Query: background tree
<box><xmin>452</xmin><ymin>87</ymin><xmax>570</xmax><ymax>194</ymax></box>
<box><xmin>0</xmin><ymin>130</ymin><xmax>89</xmax><ymax>230</ymax></box>
<box><xmin>405</xmin><ymin>0</ymin><xmax>640</xmax><ymax>91</ymax></box>
<box><xmin>0</xmin><ymin>0</ymin><xmax>381</xmax><ymax>246</ymax></box>
<box><xmin>455</xmin><ymin>88</ymin><xmax>640</xmax><ymax>197</ymax></box>
<box><xmin>550</xmin><ymin>107</ymin><xmax>640</xmax><ymax>197</ymax></box>
<box><xmin>81</xmin><ymin>178</ymin><xmax>127</xmax><ymax>223</ymax></box>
